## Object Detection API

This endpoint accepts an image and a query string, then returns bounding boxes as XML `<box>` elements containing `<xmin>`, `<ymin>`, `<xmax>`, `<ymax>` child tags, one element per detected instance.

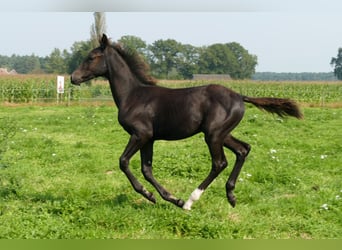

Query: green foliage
<box><xmin>0</xmin><ymin>35</ymin><xmax>257</xmax><ymax>79</ymax></box>
<box><xmin>0</xmin><ymin>36</ymin><xmax>339</xmax><ymax>81</ymax></box>
<box><xmin>67</xmin><ymin>41</ymin><xmax>93</xmax><ymax>74</ymax></box>
<box><xmin>176</xmin><ymin>44</ymin><xmax>201</xmax><ymax>79</ymax></box>
<box><xmin>0</xmin><ymin>88</ymin><xmax>341</xmax><ymax>238</ymax></box>
<box><xmin>0</xmin><ymin>54</ymin><xmax>41</xmax><ymax>74</ymax></box>
<box><xmin>148</xmin><ymin>39</ymin><xmax>184</xmax><ymax>79</ymax></box>
<box><xmin>160</xmin><ymin>80</ymin><xmax>342</xmax><ymax>107</ymax></box>
<box><xmin>44</xmin><ymin>48</ymin><xmax>69</xmax><ymax>74</ymax></box>
<box><xmin>0</xmin><ymin>76</ymin><xmax>341</xmax><ymax>107</ymax></box>
<box><xmin>197</xmin><ymin>43</ymin><xmax>257</xmax><ymax>79</ymax></box>
<box><xmin>198</xmin><ymin>43</ymin><xmax>237</xmax><ymax>75</ymax></box>
<box><xmin>0</xmin><ymin>117</ymin><xmax>16</xmax><ymax>168</ymax></box>
<box><xmin>331</xmin><ymin>47</ymin><xmax>342</xmax><ymax>80</ymax></box>
<box><xmin>226</xmin><ymin>42</ymin><xmax>258</xmax><ymax>79</ymax></box>
<box><xmin>0</xmin><ymin>76</ymin><xmax>113</xmax><ymax>103</ymax></box>
<box><xmin>118</xmin><ymin>35</ymin><xmax>148</xmax><ymax>55</ymax></box>
<box><xmin>253</xmin><ymin>72</ymin><xmax>337</xmax><ymax>81</ymax></box>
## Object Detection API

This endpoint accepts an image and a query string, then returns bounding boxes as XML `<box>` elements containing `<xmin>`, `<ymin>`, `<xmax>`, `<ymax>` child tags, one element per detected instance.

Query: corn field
<box><xmin>0</xmin><ymin>75</ymin><xmax>341</xmax><ymax>106</ymax></box>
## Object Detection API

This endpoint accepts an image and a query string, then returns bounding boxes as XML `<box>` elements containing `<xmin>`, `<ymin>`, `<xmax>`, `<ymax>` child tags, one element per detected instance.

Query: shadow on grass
<box><xmin>103</xmin><ymin>193</ymin><xmax>175</xmax><ymax>210</ymax></box>
<box><xmin>8</xmin><ymin>188</ymin><xmax>175</xmax><ymax>213</ymax></box>
<box><xmin>28</xmin><ymin>192</ymin><xmax>66</xmax><ymax>204</ymax></box>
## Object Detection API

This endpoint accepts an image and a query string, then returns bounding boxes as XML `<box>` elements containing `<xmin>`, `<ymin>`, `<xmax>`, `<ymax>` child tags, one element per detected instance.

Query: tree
<box><xmin>0</xmin><ymin>55</ymin><xmax>11</xmax><ymax>69</ymax></box>
<box><xmin>225</xmin><ymin>42</ymin><xmax>258</xmax><ymax>79</ymax></box>
<box><xmin>12</xmin><ymin>54</ymin><xmax>41</xmax><ymax>74</ymax></box>
<box><xmin>67</xmin><ymin>40</ymin><xmax>93</xmax><ymax>85</ymax></box>
<box><xmin>90</xmin><ymin>12</ymin><xmax>106</xmax><ymax>48</ymax></box>
<box><xmin>117</xmin><ymin>35</ymin><xmax>150</xmax><ymax>66</ymax></box>
<box><xmin>44</xmin><ymin>48</ymin><xmax>69</xmax><ymax>74</ymax></box>
<box><xmin>148</xmin><ymin>39</ymin><xmax>183</xmax><ymax>79</ymax></box>
<box><xmin>198</xmin><ymin>43</ymin><xmax>238</xmax><ymax>76</ymax></box>
<box><xmin>118</xmin><ymin>35</ymin><xmax>147</xmax><ymax>55</ymax></box>
<box><xmin>330</xmin><ymin>48</ymin><xmax>342</xmax><ymax>80</ymax></box>
<box><xmin>176</xmin><ymin>44</ymin><xmax>200</xmax><ymax>79</ymax></box>
<box><xmin>67</xmin><ymin>40</ymin><xmax>92</xmax><ymax>74</ymax></box>
<box><xmin>198</xmin><ymin>43</ymin><xmax>257</xmax><ymax>79</ymax></box>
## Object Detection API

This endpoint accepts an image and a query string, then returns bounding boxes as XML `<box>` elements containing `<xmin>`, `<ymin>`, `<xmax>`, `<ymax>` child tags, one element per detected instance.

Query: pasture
<box><xmin>0</xmin><ymin>77</ymin><xmax>341</xmax><ymax>239</ymax></box>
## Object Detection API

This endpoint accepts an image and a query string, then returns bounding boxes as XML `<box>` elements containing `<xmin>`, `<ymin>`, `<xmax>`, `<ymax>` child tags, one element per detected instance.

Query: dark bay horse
<box><xmin>71</xmin><ymin>34</ymin><xmax>302</xmax><ymax>210</ymax></box>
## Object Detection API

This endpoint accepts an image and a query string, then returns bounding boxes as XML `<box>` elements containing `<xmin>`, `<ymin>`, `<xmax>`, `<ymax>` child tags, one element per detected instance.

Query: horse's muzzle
<box><xmin>70</xmin><ymin>73</ymin><xmax>83</xmax><ymax>85</ymax></box>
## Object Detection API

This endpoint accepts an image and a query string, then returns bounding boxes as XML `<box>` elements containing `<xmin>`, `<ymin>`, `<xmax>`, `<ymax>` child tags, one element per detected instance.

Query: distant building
<box><xmin>192</xmin><ymin>74</ymin><xmax>231</xmax><ymax>81</ymax></box>
<box><xmin>0</xmin><ymin>68</ymin><xmax>18</xmax><ymax>75</ymax></box>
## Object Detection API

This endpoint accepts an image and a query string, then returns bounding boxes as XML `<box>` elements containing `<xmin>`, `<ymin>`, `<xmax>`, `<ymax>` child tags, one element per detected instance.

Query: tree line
<box><xmin>252</xmin><ymin>72</ymin><xmax>337</xmax><ymax>81</ymax></box>
<box><xmin>0</xmin><ymin>35</ymin><xmax>258</xmax><ymax>80</ymax></box>
<box><xmin>1</xmin><ymin>35</ymin><xmax>341</xmax><ymax>81</ymax></box>
<box><xmin>0</xmin><ymin>40</ymin><xmax>92</xmax><ymax>76</ymax></box>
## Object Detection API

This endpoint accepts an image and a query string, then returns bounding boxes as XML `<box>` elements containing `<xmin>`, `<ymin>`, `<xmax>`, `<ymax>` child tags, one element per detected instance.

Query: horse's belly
<box><xmin>153</xmin><ymin>120</ymin><xmax>201</xmax><ymax>140</ymax></box>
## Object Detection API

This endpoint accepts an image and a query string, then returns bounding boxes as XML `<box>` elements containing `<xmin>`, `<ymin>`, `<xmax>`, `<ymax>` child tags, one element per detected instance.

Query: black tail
<box><xmin>242</xmin><ymin>96</ymin><xmax>303</xmax><ymax>119</ymax></box>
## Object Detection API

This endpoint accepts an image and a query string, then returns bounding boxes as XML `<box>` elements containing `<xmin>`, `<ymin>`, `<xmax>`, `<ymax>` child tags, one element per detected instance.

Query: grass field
<box><xmin>0</xmin><ymin>93</ymin><xmax>341</xmax><ymax>238</ymax></box>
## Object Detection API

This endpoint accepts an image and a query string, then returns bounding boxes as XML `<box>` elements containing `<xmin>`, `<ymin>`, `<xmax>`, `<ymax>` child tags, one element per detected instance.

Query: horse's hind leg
<box><xmin>183</xmin><ymin>135</ymin><xmax>228</xmax><ymax>210</ymax></box>
<box><xmin>140</xmin><ymin>141</ymin><xmax>185</xmax><ymax>208</ymax></box>
<box><xmin>223</xmin><ymin>135</ymin><xmax>251</xmax><ymax>207</ymax></box>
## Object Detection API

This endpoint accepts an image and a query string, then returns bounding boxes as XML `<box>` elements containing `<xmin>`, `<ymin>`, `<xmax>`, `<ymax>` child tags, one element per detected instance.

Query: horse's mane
<box><xmin>113</xmin><ymin>43</ymin><xmax>157</xmax><ymax>86</ymax></box>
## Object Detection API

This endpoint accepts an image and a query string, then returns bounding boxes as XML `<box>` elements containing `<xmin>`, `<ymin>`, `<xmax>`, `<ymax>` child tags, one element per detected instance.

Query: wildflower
<box><xmin>270</xmin><ymin>149</ymin><xmax>277</xmax><ymax>154</ymax></box>
<box><xmin>321</xmin><ymin>204</ymin><xmax>329</xmax><ymax>210</ymax></box>
<box><xmin>246</xmin><ymin>173</ymin><xmax>252</xmax><ymax>178</ymax></box>
<box><xmin>52</xmin><ymin>153</ymin><xmax>56</xmax><ymax>157</ymax></box>
<box><xmin>320</xmin><ymin>155</ymin><xmax>328</xmax><ymax>159</ymax></box>
<box><xmin>271</xmin><ymin>155</ymin><xmax>279</xmax><ymax>162</ymax></box>
<box><xmin>336</xmin><ymin>195</ymin><xmax>340</xmax><ymax>200</ymax></box>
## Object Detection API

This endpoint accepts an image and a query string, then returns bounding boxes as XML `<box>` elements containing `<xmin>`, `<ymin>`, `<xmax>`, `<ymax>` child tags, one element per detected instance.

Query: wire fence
<box><xmin>0</xmin><ymin>85</ymin><xmax>112</xmax><ymax>105</ymax></box>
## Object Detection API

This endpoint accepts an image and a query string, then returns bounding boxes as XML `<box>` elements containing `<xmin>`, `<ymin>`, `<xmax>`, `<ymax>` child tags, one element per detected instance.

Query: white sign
<box><xmin>57</xmin><ymin>76</ymin><xmax>65</xmax><ymax>94</ymax></box>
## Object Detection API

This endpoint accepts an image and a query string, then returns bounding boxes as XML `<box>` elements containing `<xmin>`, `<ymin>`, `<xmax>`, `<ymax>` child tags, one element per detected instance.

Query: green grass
<box><xmin>0</xmin><ymin>104</ymin><xmax>341</xmax><ymax>239</ymax></box>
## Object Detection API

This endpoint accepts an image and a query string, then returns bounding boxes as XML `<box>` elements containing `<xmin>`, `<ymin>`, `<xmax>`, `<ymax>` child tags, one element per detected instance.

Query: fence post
<box><xmin>57</xmin><ymin>76</ymin><xmax>65</xmax><ymax>104</ymax></box>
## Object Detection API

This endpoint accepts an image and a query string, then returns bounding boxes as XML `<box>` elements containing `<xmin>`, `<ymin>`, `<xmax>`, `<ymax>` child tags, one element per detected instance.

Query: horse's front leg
<box><xmin>119</xmin><ymin>134</ymin><xmax>156</xmax><ymax>204</ymax></box>
<box><xmin>140</xmin><ymin>141</ymin><xmax>185</xmax><ymax>208</ymax></box>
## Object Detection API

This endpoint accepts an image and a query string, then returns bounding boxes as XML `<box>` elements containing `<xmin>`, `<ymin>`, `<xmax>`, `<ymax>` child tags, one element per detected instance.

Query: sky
<box><xmin>0</xmin><ymin>0</ymin><xmax>341</xmax><ymax>73</ymax></box>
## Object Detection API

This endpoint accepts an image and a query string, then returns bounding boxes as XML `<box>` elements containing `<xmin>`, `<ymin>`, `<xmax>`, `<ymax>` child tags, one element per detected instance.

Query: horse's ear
<box><xmin>100</xmin><ymin>34</ymin><xmax>109</xmax><ymax>50</ymax></box>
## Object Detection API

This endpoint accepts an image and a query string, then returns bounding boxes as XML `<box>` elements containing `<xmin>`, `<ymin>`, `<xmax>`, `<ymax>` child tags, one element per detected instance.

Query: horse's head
<box><xmin>71</xmin><ymin>34</ymin><xmax>110</xmax><ymax>85</ymax></box>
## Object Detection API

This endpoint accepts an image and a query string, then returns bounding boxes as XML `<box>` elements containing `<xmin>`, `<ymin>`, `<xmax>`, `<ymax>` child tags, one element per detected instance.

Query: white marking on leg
<box><xmin>182</xmin><ymin>188</ymin><xmax>204</xmax><ymax>210</ymax></box>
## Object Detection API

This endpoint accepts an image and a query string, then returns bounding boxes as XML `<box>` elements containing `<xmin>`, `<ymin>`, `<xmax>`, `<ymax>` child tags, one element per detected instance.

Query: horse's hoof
<box><xmin>227</xmin><ymin>193</ymin><xmax>236</xmax><ymax>208</ymax></box>
<box><xmin>144</xmin><ymin>191</ymin><xmax>156</xmax><ymax>204</ymax></box>
<box><xmin>176</xmin><ymin>199</ymin><xmax>185</xmax><ymax>208</ymax></box>
<box><xmin>149</xmin><ymin>194</ymin><xmax>157</xmax><ymax>204</ymax></box>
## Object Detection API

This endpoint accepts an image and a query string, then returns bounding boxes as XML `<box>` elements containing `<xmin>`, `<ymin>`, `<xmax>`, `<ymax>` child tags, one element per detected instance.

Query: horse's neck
<box><xmin>106</xmin><ymin>50</ymin><xmax>140</xmax><ymax>108</ymax></box>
